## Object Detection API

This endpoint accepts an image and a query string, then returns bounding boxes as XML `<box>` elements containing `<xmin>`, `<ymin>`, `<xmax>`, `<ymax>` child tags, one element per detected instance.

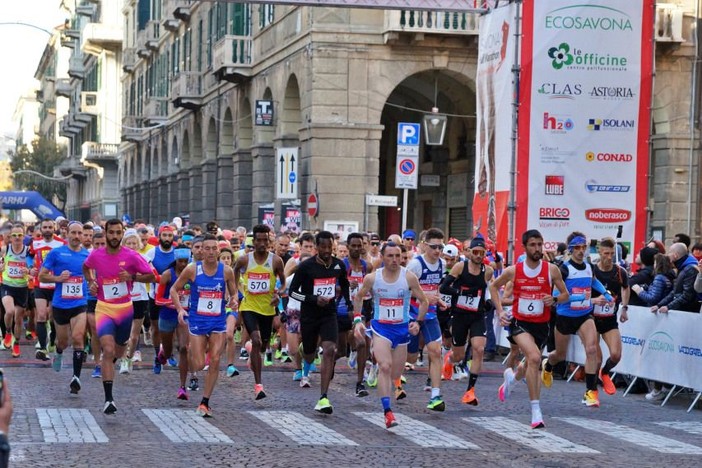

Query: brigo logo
<box><xmin>539</xmin><ymin>207</ymin><xmax>570</xmax><ymax>220</ymax></box>
<box><xmin>585</xmin><ymin>208</ymin><xmax>631</xmax><ymax>223</ymax></box>
<box><xmin>545</xmin><ymin>175</ymin><xmax>565</xmax><ymax>195</ymax></box>
<box><xmin>543</xmin><ymin>112</ymin><xmax>574</xmax><ymax>132</ymax></box>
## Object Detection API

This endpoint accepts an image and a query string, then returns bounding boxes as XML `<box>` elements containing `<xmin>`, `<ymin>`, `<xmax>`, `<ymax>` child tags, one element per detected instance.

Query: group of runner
<box><xmin>0</xmin><ymin>218</ymin><xmax>631</xmax><ymax>429</ymax></box>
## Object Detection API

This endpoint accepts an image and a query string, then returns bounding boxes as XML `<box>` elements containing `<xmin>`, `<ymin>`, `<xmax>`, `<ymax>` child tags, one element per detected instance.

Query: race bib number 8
<box><xmin>61</xmin><ymin>277</ymin><xmax>84</xmax><ymax>299</ymax></box>
<box><xmin>378</xmin><ymin>298</ymin><xmax>403</xmax><ymax>323</ymax></box>
<box><xmin>518</xmin><ymin>294</ymin><xmax>544</xmax><ymax>317</ymax></box>
<box><xmin>197</xmin><ymin>291</ymin><xmax>223</xmax><ymax>316</ymax></box>
<box><xmin>102</xmin><ymin>278</ymin><xmax>128</xmax><ymax>301</ymax></box>
<box><xmin>313</xmin><ymin>278</ymin><xmax>336</xmax><ymax>299</ymax></box>
<box><xmin>247</xmin><ymin>272</ymin><xmax>270</xmax><ymax>295</ymax></box>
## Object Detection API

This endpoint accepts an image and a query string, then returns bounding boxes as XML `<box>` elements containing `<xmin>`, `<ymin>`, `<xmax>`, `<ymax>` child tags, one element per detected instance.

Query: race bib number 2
<box><xmin>313</xmin><ymin>278</ymin><xmax>336</xmax><ymax>299</ymax></box>
<box><xmin>102</xmin><ymin>278</ymin><xmax>128</xmax><ymax>301</ymax></box>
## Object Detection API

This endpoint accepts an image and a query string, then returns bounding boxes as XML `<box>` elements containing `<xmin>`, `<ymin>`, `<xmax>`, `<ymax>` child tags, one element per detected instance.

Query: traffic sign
<box><xmin>276</xmin><ymin>147</ymin><xmax>298</xmax><ymax>199</ymax></box>
<box><xmin>395</xmin><ymin>122</ymin><xmax>420</xmax><ymax>190</ymax></box>
<box><xmin>307</xmin><ymin>193</ymin><xmax>318</xmax><ymax>217</ymax></box>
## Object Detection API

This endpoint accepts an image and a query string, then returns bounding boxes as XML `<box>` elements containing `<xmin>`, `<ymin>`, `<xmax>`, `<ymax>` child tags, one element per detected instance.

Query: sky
<box><xmin>0</xmin><ymin>1</ymin><xmax>66</xmax><ymax>141</ymax></box>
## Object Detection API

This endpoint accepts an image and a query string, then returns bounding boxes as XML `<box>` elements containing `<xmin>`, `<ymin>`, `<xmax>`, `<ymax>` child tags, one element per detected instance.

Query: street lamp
<box><xmin>423</xmin><ymin>107</ymin><xmax>447</xmax><ymax>145</ymax></box>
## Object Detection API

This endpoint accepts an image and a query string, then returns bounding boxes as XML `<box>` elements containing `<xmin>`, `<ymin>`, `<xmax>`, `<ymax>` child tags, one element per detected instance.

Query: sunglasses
<box><xmin>404</xmin><ymin>237</ymin><xmax>415</xmax><ymax>241</ymax></box>
<box><xmin>371</xmin><ymin>242</ymin><xmax>380</xmax><ymax>246</ymax></box>
<box><xmin>571</xmin><ymin>245</ymin><xmax>587</xmax><ymax>251</ymax></box>
<box><xmin>471</xmin><ymin>249</ymin><xmax>486</xmax><ymax>256</ymax></box>
<box><xmin>425</xmin><ymin>242</ymin><xmax>444</xmax><ymax>250</ymax></box>
<box><xmin>10</xmin><ymin>233</ymin><xmax>23</xmax><ymax>238</ymax></box>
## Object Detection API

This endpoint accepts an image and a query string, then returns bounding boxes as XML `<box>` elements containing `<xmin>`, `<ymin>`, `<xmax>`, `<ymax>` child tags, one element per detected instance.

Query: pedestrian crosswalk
<box><xmin>31</xmin><ymin>408</ymin><xmax>702</xmax><ymax>455</ymax></box>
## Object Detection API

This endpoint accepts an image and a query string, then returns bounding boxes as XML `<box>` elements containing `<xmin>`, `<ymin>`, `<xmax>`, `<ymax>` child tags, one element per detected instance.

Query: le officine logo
<box><xmin>547</xmin><ymin>42</ymin><xmax>628</xmax><ymax>72</ymax></box>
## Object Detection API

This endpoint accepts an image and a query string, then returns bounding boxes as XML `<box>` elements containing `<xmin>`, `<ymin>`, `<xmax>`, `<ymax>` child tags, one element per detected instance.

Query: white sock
<box><xmin>431</xmin><ymin>387</ymin><xmax>440</xmax><ymax>399</ymax></box>
<box><xmin>530</xmin><ymin>400</ymin><xmax>542</xmax><ymax>424</ymax></box>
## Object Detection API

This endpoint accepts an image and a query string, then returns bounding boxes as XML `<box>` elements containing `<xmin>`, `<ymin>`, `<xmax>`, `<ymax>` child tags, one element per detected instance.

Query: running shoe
<box><xmin>366</xmin><ymin>364</ymin><xmax>378</xmax><ymax>387</ymax></box>
<box><xmin>2</xmin><ymin>333</ymin><xmax>12</xmax><ymax>349</ymax></box>
<box><xmin>442</xmin><ymin>351</ymin><xmax>454</xmax><ymax>380</ymax></box>
<box><xmin>300</xmin><ymin>376</ymin><xmax>311</xmax><ymax>388</ymax></box>
<box><xmin>404</xmin><ymin>362</ymin><xmax>414</xmax><ymax>371</ymax></box>
<box><xmin>355</xmin><ymin>382</ymin><xmax>369</xmax><ymax>397</ymax></box>
<box><xmin>645</xmin><ymin>388</ymin><xmax>667</xmax><ymax>401</ymax></box>
<box><xmin>132</xmin><ymin>350</ymin><xmax>142</xmax><ymax>362</ymax></box>
<box><xmin>274</xmin><ymin>349</ymin><xmax>283</xmax><ymax>360</ymax></box>
<box><xmin>143</xmin><ymin>326</ymin><xmax>153</xmax><ymax>346</ymax></box>
<box><xmin>103</xmin><ymin>401</ymin><xmax>117</xmax><ymax>415</ymax></box>
<box><xmin>35</xmin><ymin>341</ymin><xmax>41</xmax><ymax>349</ymax></box>
<box><xmin>395</xmin><ymin>387</ymin><xmax>407</xmax><ymax>400</ymax></box>
<box><xmin>168</xmin><ymin>356</ymin><xmax>178</xmax><ymax>367</ymax></box>
<box><xmin>264</xmin><ymin>353</ymin><xmax>274</xmax><ymax>367</ymax></box>
<box><xmin>196</xmin><ymin>403</ymin><xmax>212</xmax><ymax>417</ymax></box>
<box><xmin>52</xmin><ymin>353</ymin><xmax>63</xmax><ymax>371</ymax></box>
<box><xmin>582</xmin><ymin>389</ymin><xmax>600</xmax><ymax>407</ymax></box>
<box><xmin>451</xmin><ymin>364</ymin><xmax>463</xmax><ymax>381</ymax></box>
<box><xmin>157</xmin><ymin>348</ymin><xmax>168</xmax><ymax>365</ymax></box>
<box><xmin>461</xmin><ymin>388</ymin><xmax>479</xmax><ymax>406</ymax></box>
<box><xmin>92</xmin><ymin>365</ymin><xmax>102</xmax><ymax>379</ymax></box>
<box><xmin>233</xmin><ymin>328</ymin><xmax>241</xmax><ymax>344</ymax></box>
<box><xmin>384</xmin><ymin>410</ymin><xmax>398</xmax><ymax>429</ymax></box>
<box><xmin>153</xmin><ymin>358</ymin><xmax>162</xmax><ymax>375</ymax></box>
<box><xmin>531</xmin><ymin>421</ymin><xmax>545</xmax><ymax>429</ymax></box>
<box><xmin>400</xmin><ymin>375</ymin><xmax>407</xmax><ymax>384</ymax></box>
<box><xmin>119</xmin><ymin>358</ymin><xmax>130</xmax><ymax>375</ymax></box>
<box><xmin>48</xmin><ymin>344</ymin><xmax>56</xmax><ymax>353</ymax></box>
<box><xmin>226</xmin><ymin>364</ymin><xmax>240</xmax><ymax>377</ymax></box>
<box><xmin>600</xmin><ymin>369</ymin><xmax>616</xmax><ymax>396</ymax></box>
<box><xmin>255</xmin><ymin>384</ymin><xmax>267</xmax><ymax>400</ymax></box>
<box><xmin>177</xmin><ymin>387</ymin><xmax>189</xmax><ymax>401</ymax></box>
<box><xmin>424</xmin><ymin>377</ymin><xmax>432</xmax><ymax>392</ymax></box>
<box><xmin>281</xmin><ymin>351</ymin><xmax>292</xmax><ymax>363</ymax></box>
<box><xmin>36</xmin><ymin>349</ymin><xmax>50</xmax><ymax>361</ymax></box>
<box><xmin>11</xmin><ymin>342</ymin><xmax>20</xmax><ymax>358</ymax></box>
<box><xmin>498</xmin><ymin>368</ymin><xmax>514</xmax><ymax>402</ymax></box>
<box><xmin>293</xmin><ymin>370</ymin><xmax>303</xmax><ymax>381</ymax></box>
<box><xmin>348</xmin><ymin>351</ymin><xmax>358</xmax><ymax>369</ymax></box>
<box><xmin>188</xmin><ymin>377</ymin><xmax>200</xmax><ymax>391</ymax></box>
<box><xmin>427</xmin><ymin>395</ymin><xmax>446</xmax><ymax>411</ymax></box>
<box><xmin>314</xmin><ymin>397</ymin><xmax>333</xmax><ymax>414</ymax></box>
<box><xmin>541</xmin><ymin>358</ymin><xmax>553</xmax><ymax>388</ymax></box>
<box><xmin>239</xmin><ymin>349</ymin><xmax>249</xmax><ymax>361</ymax></box>
<box><xmin>69</xmin><ymin>376</ymin><xmax>81</xmax><ymax>394</ymax></box>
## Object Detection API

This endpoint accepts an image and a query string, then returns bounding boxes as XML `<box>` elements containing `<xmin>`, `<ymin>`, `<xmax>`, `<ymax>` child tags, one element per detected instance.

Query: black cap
<box><xmin>470</xmin><ymin>237</ymin><xmax>486</xmax><ymax>249</ymax></box>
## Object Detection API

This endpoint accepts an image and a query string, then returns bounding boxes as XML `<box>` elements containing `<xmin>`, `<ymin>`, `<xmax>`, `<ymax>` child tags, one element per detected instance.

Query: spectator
<box><xmin>652</xmin><ymin>243</ymin><xmax>700</xmax><ymax>313</ymax></box>
<box><xmin>631</xmin><ymin>254</ymin><xmax>675</xmax><ymax>306</ymax></box>
<box><xmin>629</xmin><ymin>247</ymin><xmax>658</xmax><ymax>307</ymax></box>
<box><xmin>691</xmin><ymin>242</ymin><xmax>702</xmax><ymax>261</ymax></box>
<box><xmin>647</xmin><ymin>239</ymin><xmax>666</xmax><ymax>254</ymax></box>
<box><xmin>693</xmin><ymin>257</ymin><xmax>702</xmax><ymax>295</ymax></box>
<box><xmin>673</xmin><ymin>233</ymin><xmax>691</xmax><ymax>250</ymax></box>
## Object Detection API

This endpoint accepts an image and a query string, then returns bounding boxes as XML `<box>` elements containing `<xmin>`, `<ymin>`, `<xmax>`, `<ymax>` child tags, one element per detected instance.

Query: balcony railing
<box><xmin>146</xmin><ymin>20</ymin><xmax>161</xmax><ymax>50</ymax></box>
<box><xmin>384</xmin><ymin>10</ymin><xmax>479</xmax><ymax>42</ymax></box>
<box><xmin>82</xmin><ymin>142</ymin><xmax>119</xmax><ymax>163</ymax></box>
<box><xmin>172</xmin><ymin>71</ymin><xmax>203</xmax><ymax>110</ymax></box>
<box><xmin>213</xmin><ymin>35</ymin><xmax>253</xmax><ymax>83</ymax></box>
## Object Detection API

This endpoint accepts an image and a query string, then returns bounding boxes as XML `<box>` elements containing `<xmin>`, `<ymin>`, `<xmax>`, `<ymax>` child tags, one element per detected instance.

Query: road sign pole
<box><xmin>401</xmin><ymin>188</ymin><xmax>408</xmax><ymax>234</ymax></box>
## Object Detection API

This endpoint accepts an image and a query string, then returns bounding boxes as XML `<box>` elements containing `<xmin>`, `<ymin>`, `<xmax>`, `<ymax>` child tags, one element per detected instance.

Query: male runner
<box><xmin>173</xmin><ymin>234</ymin><xmax>238</xmax><ymax>417</ymax></box>
<box><xmin>87</xmin><ymin>231</ymin><xmax>106</xmax><ymax>378</ymax></box>
<box><xmin>1</xmin><ymin>224</ymin><xmax>35</xmax><ymax>357</ymax></box>
<box><xmin>39</xmin><ymin>221</ymin><xmax>89</xmax><ymax>393</ymax></box>
<box><xmin>490</xmin><ymin>229</ymin><xmax>569</xmax><ymax>428</ymax></box>
<box><xmin>83</xmin><ymin>219</ymin><xmax>155</xmax><ymax>414</ymax></box>
<box><xmin>233</xmin><ymin>224</ymin><xmax>286</xmax><ymax>400</ymax></box>
<box><xmin>289</xmin><ymin>231</ymin><xmax>351</xmax><ymax>414</ymax></box>
<box><xmin>353</xmin><ymin>242</ymin><xmax>427</xmax><ymax>428</ymax></box>
<box><xmin>541</xmin><ymin>232</ymin><xmax>613</xmax><ymax>408</ymax></box>
<box><xmin>440</xmin><ymin>237</ymin><xmax>494</xmax><ymax>405</ymax></box>
<box><xmin>591</xmin><ymin>237</ymin><xmax>629</xmax><ymax>395</ymax></box>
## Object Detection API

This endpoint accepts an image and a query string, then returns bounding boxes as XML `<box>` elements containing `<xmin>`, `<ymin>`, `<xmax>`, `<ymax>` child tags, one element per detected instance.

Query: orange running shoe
<box><xmin>582</xmin><ymin>389</ymin><xmax>600</xmax><ymax>407</ymax></box>
<box><xmin>3</xmin><ymin>333</ymin><xmax>13</xmax><ymax>349</ymax></box>
<box><xmin>442</xmin><ymin>351</ymin><xmax>454</xmax><ymax>380</ymax></box>
<box><xmin>385</xmin><ymin>410</ymin><xmax>398</xmax><ymax>429</ymax></box>
<box><xmin>600</xmin><ymin>370</ymin><xmax>616</xmax><ymax>396</ymax></box>
<box><xmin>11</xmin><ymin>342</ymin><xmax>20</xmax><ymax>358</ymax></box>
<box><xmin>461</xmin><ymin>387</ymin><xmax>478</xmax><ymax>406</ymax></box>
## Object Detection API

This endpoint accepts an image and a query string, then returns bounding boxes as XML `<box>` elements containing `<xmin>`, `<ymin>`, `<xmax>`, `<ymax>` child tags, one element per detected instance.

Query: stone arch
<box><xmin>192</xmin><ymin>121</ymin><xmax>203</xmax><ymax>165</ymax></box>
<box><xmin>238</xmin><ymin>97</ymin><xmax>253</xmax><ymax>149</ymax></box>
<box><xmin>181</xmin><ymin>131</ymin><xmax>191</xmax><ymax>169</ymax></box>
<box><xmin>171</xmin><ymin>136</ymin><xmax>179</xmax><ymax>173</ymax></box>
<box><xmin>280</xmin><ymin>74</ymin><xmax>301</xmax><ymax>138</ymax></box>
<box><xmin>160</xmin><ymin>137</ymin><xmax>169</xmax><ymax>176</ymax></box>
<box><xmin>220</xmin><ymin>107</ymin><xmax>234</xmax><ymax>155</ymax></box>
<box><xmin>205</xmin><ymin>117</ymin><xmax>217</xmax><ymax>160</ymax></box>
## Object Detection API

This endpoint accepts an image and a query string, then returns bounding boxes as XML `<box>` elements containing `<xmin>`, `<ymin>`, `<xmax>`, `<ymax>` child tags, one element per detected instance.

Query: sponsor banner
<box><xmin>258</xmin><ymin>207</ymin><xmax>275</xmax><ymax>230</ymax></box>
<box><xmin>281</xmin><ymin>203</ymin><xmax>301</xmax><ymax>234</ymax></box>
<box><xmin>516</xmin><ymin>1</ymin><xmax>653</xmax><ymax>254</ymax></box>
<box><xmin>473</xmin><ymin>3</ymin><xmax>517</xmax><ymax>252</ymax></box>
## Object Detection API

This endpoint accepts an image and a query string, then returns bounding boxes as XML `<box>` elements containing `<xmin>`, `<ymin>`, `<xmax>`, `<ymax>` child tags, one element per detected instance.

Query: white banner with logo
<box><xmin>516</xmin><ymin>0</ymin><xmax>653</xmax><ymax>254</ymax></box>
<box><xmin>495</xmin><ymin>306</ymin><xmax>702</xmax><ymax>391</ymax></box>
<box><xmin>472</xmin><ymin>3</ymin><xmax>517</xmax><ymax>251</ymax></box>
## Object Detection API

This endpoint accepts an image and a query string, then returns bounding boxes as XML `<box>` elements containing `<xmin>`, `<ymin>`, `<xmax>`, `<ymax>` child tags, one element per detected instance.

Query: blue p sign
<box><xmin>398</xmin><ymin>123</ymin><xmax>420</xmax><ymax>146</ymax></box>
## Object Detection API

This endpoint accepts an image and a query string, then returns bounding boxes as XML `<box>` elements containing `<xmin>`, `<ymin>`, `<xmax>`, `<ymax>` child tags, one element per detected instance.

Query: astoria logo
<box><xmin>589</xmin><ymin>86</ymin><xmax>635</xmax><ymax>100</ymax></box>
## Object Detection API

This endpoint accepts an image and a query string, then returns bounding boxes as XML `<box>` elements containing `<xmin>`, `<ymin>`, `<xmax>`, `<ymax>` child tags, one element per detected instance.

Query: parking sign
<box><xmin>396</xmin><ymin>122</ymin><xmax>420</xmax><ymax>189</ymax></box>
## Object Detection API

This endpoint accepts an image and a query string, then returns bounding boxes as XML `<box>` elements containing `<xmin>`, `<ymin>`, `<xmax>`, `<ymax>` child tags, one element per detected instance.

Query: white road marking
<box><xmin>36</xmin><ymin>408</ymin><xmax>108</xmax><ymax>443</ymax></box>
<box><xmin>249</xmin><ymin>411</ymin><xmax>358</xmax><ymax>446</ymax></box>
<box><xmin>656</xmin><ymin>421</ymin><xmax>702</xmax><ymax>435</ymax></box>
<box><xmin>142</xmin><ymin>409</ymin><xmax>233</xmax><ymax>443</ymax></box>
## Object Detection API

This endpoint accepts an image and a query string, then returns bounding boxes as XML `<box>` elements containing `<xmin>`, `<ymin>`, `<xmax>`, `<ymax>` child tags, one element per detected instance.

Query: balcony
<box><xmin>56</xmin><ymin>78</ymin><xmax>73</xmax><ymax>98</ymax></box>
<box><xmin>144</xmin><ymin>97</ymin><xmax>169</xmax><ymax>125</ymax></box>
<box><xmin>383</xmin><ymin>10</ymin><xmax>479</xmax><ymax>43</ymax></box>
<box><xmin>121</xmin><ymin>48</ymin><xmax>136</xmax><ymax>74</ymax></box>
<box><xmin>80</xmin><ymin>91</ymin><xmax>99</xmax><ymax>115</ymax></box>
<box><xmin>82</xmin><ymin>22</ymin><xmax>122</xmax><ymax>55</ymax></box>
<box><xmin>68</xmin><ymin>55</ymin><xmax>86</xmax><ymax>80</ymax></box>
<box><xmin>58</xmin><ymin>156</ymin><xmax>88</xmax><ymax>179</ymax></box>
<box><xmin>122</xmin><ymin>116</ymin><xmax>145</xmax><ymax>142</ymax></box>
<box><xmin>136</xmin><ymin>34</ymin><xmax>151</xmax><ymax>59</ymax></box>
<box><xmin>74</xmin><ymin>111</ymin><xmax>94</xmax><ymax>128</ymax></box>
<box><xmin>213</xmin><ymin>35</ymin><xmax>253</xmax><ymax>84</ymax></box>
<box><xmin>61</xmin><ymin>33</ymin><xmax>76</xmax><ymax>49</ymax></box>
<box><xmin>58</xmin><ymin>118</ymin><xmax>81</xmax><ymax>138</ymax></box>
<box><xmin>168</xmin><ymin>0</ymin><xmax>195</xmax><ymax>22</ymax></box>
<box><xmin>76</xmin><ymin>2</ymin><xmax>97</xmax><ymax>17</ymax></box>
<box><xmin>172</xmin><ymin>71</ymin><xmax>204</xmax><ymax>110</ymax></box>
<box><xmin>82</xmin><ymin>142</ymin><xmax>119</xmax><ymax>165</ymax></box>
<box><xmin>146</xmin><ymin>20</ymin><xmax>161</xmax><ymax>50</ymax></box>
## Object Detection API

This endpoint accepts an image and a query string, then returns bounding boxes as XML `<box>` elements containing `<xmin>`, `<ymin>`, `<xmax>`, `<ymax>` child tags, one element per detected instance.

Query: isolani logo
<box><xmin>547</xmin><ymin>42</ymin><xmax>628</xmax><ymax>72</ymax></box>
<box><xmin>545</xmin><ymin>5</ymin><xmax>633</xmax><ymax>32</ymax></box>
<box><xmin>539</xmin><ymin>207</ymin><xmax>570</xmax><ymax>220</ymax></box>
<box><xmin>584</xmin><ymin>180</ymin><xmax>631</xmax><ymax>193</ymax></box>
<box><xmin>545</xmin><ymin>175</ymin><xmax>565</xmax><ymax>195</ymax></box>
<box><xmin>585</xmin><ymin>208</ymin><xmax>631</xmax><ymax>223</ymax></box>
<box><xmin>585</xmin><ymin>152</ymin><xmax>633</xmax><ymax>162</ymax></box>
<box><xmin>587</xmin><ymin>118</ymin><xmax>635</xmax><ymax>131</ymax></box>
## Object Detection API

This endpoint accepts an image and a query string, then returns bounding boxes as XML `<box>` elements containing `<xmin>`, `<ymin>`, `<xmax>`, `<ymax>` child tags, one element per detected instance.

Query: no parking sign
<box><xmin>395</xmin><ymin>122</ymin><xmax>420</xmax><ymax>189</ymax></box>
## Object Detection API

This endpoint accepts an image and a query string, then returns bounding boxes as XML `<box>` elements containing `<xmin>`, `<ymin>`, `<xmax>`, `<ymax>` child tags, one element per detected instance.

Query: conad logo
<box><xmin>585</xmin><ymin>208</ymin><xmax>631</xmax><ymax>223</ymax></box>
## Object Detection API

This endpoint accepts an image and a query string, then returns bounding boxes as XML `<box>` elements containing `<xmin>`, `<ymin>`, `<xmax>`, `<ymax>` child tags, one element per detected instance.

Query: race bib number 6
<box><xmin>518</xmin><ymin>294</ymin><xmax>544</xmax><ymax>317</ymax></box>
<box><xmin>313</xmin><ymin>278</ymin><xmax>336</xmax><ymax>299</ymax></box>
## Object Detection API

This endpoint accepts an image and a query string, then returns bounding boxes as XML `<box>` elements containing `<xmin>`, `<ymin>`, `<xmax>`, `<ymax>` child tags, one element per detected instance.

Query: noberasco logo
<box><xmin>548</xmin><ymin>43</ymin><xmax>574</xmax><ymax>70</ymax></box>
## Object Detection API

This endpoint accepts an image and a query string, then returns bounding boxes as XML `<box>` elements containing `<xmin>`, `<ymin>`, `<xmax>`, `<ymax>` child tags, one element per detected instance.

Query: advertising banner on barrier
<box><xmin>516</xmin><ymin>0</ymin><xmax>654</xmax><ymax>256</ymax></box>
<box><xmin>472</xmin><ymin>3</ymin><xmax>517</xmax><ymax>252</ymax></box>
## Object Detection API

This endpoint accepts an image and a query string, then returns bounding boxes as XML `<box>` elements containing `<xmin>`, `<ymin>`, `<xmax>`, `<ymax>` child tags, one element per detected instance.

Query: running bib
<box><xmin>197</xmin><ymin>291</ymin><xmax>223</xmax><ymax>316</ymax></box>
<box><xmin>102</xmin><ymin>278</ymin><xmax>129</xmax><ymax>301</ymax></box>
<box><xmin>7</xmin><ymin>261</ymin><xmax>25</xmax><ymax>279</ymax></box>
<box><xmin>179</xmin><ymin>290</ymin><xmax>191</xmax><ymax>309</ymax></box>
<box><xmin>440</xmin><ymin>294</ymin><xmax>452</xmax><ymax>308</ymax></box>
<box><xmin>378</xmin><ymin>298</ymin><xmax>403</xmax><ymax>324</ymax></box>
<box><xmin>61</xmin><ymin>277</ymin><xmax>84</xmax><ymax>299</ymax></box>
<box><xmin>593</xmin><ymin>302</ymin><xmax>615</xmax><ymax>317</ymax></box>
<box><xmin>518</xmin><ymin>293</ymin><xmax>545</xmax><ymax>317</ymax></box>
<box><xmin>421</xmin><ymin>284</ymin><xmax>439</xmax><ymax>295</ymax></box>
<box><xmin>570</xmin><ymin>287</ymin><xmax>591</xmax><ymax>311</ymax></box>
<box><xmin>247</xmin><ymin>272</ymin><xmax>270</xmax><ymax>295</ymax></box>
<box><xmin>39</xmin><ymin>281</ymin><xmax>56</xmax><ymax>290</ymax></box>
<box><xmin>456</xmin><ymin>288</ymin><xmax>481</xmax><ymax>312</ymax></box>
<box><xmin>313</xmin><ymin>278</ymin><xmax>336</xmax><ymax>299</ymax></box>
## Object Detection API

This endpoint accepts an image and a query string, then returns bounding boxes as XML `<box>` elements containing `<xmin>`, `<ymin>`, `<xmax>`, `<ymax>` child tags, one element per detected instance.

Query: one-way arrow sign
<box><xmin>276</xmin><ymin>147</ymin><xmax>299</xmax><ymax>199</ymax></box>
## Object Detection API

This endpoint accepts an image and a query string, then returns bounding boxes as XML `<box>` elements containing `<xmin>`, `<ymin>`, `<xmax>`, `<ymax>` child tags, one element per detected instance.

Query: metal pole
<box><xmin>507</xmin><ymin>1</ymin><xmax>521</xmax><ymax>266</ymax></box>
<box><xmin>364</xmin><ymin>193</ymin><xmax>369</xmax><ymax>232</ymax></box>
<box><xmin>401</xmin><ymin>188</ymin><xmax>408</xmax><ymax>233</ymax></box>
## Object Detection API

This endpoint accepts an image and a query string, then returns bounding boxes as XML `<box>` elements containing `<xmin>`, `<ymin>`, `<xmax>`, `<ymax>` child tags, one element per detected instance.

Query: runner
<box><xmin>1</xmin><ymin>224</ymin><xmax>35</xmax><ymax>357</ymax></box>
<box><xmin>82</xmin><ymin>219</ymin><xmax>155</xmax><ymax>414</ymax></box>
<box><xmin>38</xmin><ymin>221</ymin><xmax>89</xmax><ymax>393</ymax></box>
<box><xmin>353</xmin><ymin>242</ymin><xmax>428</xmax><ymax>428</ymax></box>
<box><xmin>591</xmin><ymin>237</ymin><xmax>630</xmax><ymax>396</ymax></box>
<box><xmin>233</xmin><ymin>224</ymin><xmax>286</xmax><ymax>400</ymax></box>
<box><xmin>439</xmin><ymin>237</ymin><xmax>494</xmax><ymax>405</ymax></box>
<box><xmin>172</xmin><ymin>234</ymin><xmax>238</xmax><ymax>417</ymax></box>
<box><xmin>289</xmin><ymin>231</ymin><xmax>352</xmax><ymax>414</ymax></box>
<box><xmin>284</xmin><ymin>252</ymin><xmax>312</xmax><ymax>384</ymax></box>
<box><xmin>87</xmin><ymin>231</ymin><xmax>105</xmax><ymax>378</ymax></box>
<box><xmin>490</xmin><ymin>229</ymin><xmax>569</xmax><ymax>428</ymax></box>
<box><xmin>541</xmin><ymin>232</ymin><xmax>613</xmax><ymax>408</ymax></box>
<box><xmin>219</xmin><ymin>248</ymin><xmax>240</xmax><ymax>378</ymax></box>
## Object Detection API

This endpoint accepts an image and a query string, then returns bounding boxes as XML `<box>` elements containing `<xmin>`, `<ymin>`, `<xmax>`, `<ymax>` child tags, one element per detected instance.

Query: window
<box><xmin>260</xmin><ymin>4</ymin><xmax>274</xmax><ymax>29</ymax></box>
